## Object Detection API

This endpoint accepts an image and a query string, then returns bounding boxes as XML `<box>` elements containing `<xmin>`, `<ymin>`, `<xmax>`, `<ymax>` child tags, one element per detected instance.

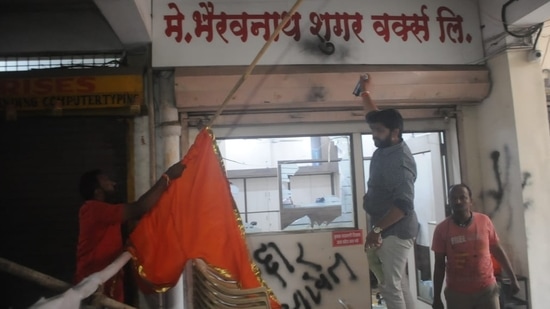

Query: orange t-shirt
<box><xmin>75</xmin><ymin>200</ymin><xmax>125</xmax><ymax>301</ymax></box>
<box><xmin>432</xmin><ymin>213</ymin><xmax>499</xmax><ymax>293</ymax></box>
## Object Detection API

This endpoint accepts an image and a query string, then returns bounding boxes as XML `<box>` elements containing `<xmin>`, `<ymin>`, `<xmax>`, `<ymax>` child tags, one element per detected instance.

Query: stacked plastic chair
<box><xmin>192</xmin><ymin>259</ymin><xmax>271</xmax><ymax>309</ymax></box>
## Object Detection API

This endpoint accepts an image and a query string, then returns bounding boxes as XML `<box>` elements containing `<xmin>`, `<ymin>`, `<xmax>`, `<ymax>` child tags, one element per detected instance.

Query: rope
<box><xmin>206</xmin><ymin>0</ymin><xmax>305</xmax><ymax>128</ymax></box>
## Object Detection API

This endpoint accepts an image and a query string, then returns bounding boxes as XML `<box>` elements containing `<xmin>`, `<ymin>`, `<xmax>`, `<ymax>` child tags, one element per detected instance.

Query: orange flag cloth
<box><xmin>127</xmin><ymin>128</ymin><xmax>280</xmax><ymax>308</ymax></box>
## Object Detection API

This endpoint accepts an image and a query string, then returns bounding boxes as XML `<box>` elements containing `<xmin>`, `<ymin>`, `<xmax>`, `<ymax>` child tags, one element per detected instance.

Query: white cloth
<box><xmin>29</xmin><ymin>251</ymin><xmax>131</xmax><ymax>309</ymax></box>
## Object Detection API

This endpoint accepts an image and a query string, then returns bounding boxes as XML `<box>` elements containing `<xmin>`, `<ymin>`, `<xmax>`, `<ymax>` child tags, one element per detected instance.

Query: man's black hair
<box><xmin>79</xmin><ymin>169</ymin><xmax>102</xmax><ymax>200</ymax></box>
<box><xmin>365</xmin><ymin>109</ymin><xmax>404</xmax><ymax>139</ymax></box>
<box><xmin>449</xmin><ymin>183</ymin><xmax>473</xmax><ymax>198</ymax></box>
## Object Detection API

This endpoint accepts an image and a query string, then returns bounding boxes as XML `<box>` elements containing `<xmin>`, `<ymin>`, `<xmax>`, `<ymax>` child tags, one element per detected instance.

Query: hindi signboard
<box><xmin>153</xmin><ymin>0</ymin><xmax>483</xmax><ymax>67</ymax></box>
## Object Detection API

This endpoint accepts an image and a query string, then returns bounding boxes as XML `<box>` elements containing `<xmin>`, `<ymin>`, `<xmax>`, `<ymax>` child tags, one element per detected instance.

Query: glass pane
<box><xmin>413</xmin><ymin>151</ymin><xmax>435</xmax><ymax>303</ymax></box>
<box><xmin>221</xmin><ymin>135</ymin><xmax>354</xmax><ymax>233</ymax></box>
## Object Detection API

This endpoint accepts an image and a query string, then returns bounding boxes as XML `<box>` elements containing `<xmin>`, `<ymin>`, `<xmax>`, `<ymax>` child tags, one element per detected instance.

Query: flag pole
<box><xmin>206</xmin><ymin>0</ymin><xmax>304</xmax><ymax>128</ymax></box>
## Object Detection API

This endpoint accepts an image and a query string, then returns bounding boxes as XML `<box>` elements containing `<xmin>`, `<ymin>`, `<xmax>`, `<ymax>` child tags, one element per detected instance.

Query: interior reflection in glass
<box><xmin>219</xmin><ymin>135</ymin><xmax>354</xmax><ymax>233</ymax></box>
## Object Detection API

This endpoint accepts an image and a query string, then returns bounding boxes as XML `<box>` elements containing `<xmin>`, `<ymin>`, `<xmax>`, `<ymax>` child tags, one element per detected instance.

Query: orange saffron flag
<box><xmin>127</xmin><ymin>128</ymin><xmax>280</xmax><ymax>308</ymax></box>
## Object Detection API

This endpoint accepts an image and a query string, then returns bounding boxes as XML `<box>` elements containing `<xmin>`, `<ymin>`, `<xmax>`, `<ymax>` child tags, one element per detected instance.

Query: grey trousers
<box><xmin>367</xmin><ymin>235</ymin><xmax>415</xmax><ymax>309</ymax></box>
<box><xmin>445</xmin><ymin>283</ymin><xmax>500</xmax><ymax>309</ymax></box>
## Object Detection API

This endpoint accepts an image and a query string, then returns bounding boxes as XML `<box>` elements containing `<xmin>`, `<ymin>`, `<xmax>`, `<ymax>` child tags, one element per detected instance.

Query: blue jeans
<box><xmin>367</xmin><ymin>235</ymin><xmax>415</xmax><ymax>309</ymax></box>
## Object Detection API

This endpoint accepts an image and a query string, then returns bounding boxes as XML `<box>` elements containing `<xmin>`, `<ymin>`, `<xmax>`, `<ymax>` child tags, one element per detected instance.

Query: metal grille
<box><xmin>0</xmin><ymin>54</ymin><xmax>122</xmax><ymax>72</ymax></box>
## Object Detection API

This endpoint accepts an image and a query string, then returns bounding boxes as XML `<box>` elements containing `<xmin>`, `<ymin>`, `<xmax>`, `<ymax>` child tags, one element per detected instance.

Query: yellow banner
<box><xmin>0</xmin><ymin>74</ymin><xmax>143</xmax><ymax>111</ymax></box>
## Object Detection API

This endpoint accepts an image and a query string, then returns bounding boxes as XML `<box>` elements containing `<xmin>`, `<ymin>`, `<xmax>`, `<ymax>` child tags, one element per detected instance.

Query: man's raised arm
<box><xmin>359</xmin><ymin>74</ymin><xmax>379</xmax><ymax>113</ymax></box>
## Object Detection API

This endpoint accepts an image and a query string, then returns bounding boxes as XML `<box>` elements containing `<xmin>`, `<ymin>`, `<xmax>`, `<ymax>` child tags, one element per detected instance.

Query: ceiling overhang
<box><xmin>0</xmin><ymin>0</ymin><xmax>150</xmax><ymax>57</ymax></box>
<box><xmin>94</xmin><ymin>0</ymin><xmax>151</xmax><ymax>49</ymax></box>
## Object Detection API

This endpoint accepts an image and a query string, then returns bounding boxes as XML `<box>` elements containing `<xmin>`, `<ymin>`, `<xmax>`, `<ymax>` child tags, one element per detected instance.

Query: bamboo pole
<box><xmin>0</xmin><ymin>257</ymin><xmax>71</xmax><ymax>292</ymax></box>
<box><xmin>0</xmin><ymin>257</ymin><xmax>135</xmax><ymax>309</ymax></box>
<box><xmin>206</xmin><ymin>0</ymin><xmax>305</xmax><ymax>128</ymax></box>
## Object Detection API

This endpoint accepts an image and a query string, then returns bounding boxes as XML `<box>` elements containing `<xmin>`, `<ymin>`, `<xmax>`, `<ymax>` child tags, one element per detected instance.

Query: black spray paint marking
<box><xmin>521</xmin><ymin>172</ymin><xmax>531</xmax><ymax>189</ymax></box>
<box><xmin>288</xmin><ymin>291</ymin><xmax>311</xmax><ymax>309</ymax></box>
<box><xmin>327</xmin><ymin>252</ymin><xmax>358</xmax><ymax>283</ymax></box>
<box><xmin>254</xmin><ymin>242</ymin><xmax>358</xmax><ymax>309</ymax></box>
<box><xmin>487</xmin><ymin>150</ymin><xmax>505</xmax><ymax>214</ymax></box>
<box><xmin>303</xmin><ymin>272</ymin><xmax>333</xmax><ymax>290</ymax></box>
<box><xmin>316</xmin><ymin>34</ymin><xmax>335</xmax><ymax>55</ymax></box>
<box><xmin>481</xmin><ymin>146</ymin><xmax>513</xmax><ymax>229</ymax></box>
<box><xmin>299</xmin><ymin>36</ymin><xmax>351</xmax><ymax>61</ymax></box>
<box><xmin>253</xmin><ymin>242</ymin><xmax>295</xmax><ymax>287</ymax></box>
<box><xmin>296</xmin><ymin>243</ymin><xmax>323</xmax><ymax>271</ymax></box>
<box><xmin>522</xmin><ymin>171</ymin><xmax>533</xmax><ymax>209</ymax></box>
<box><xmin>307</xmin><ymin>86</ymin><xmax>327</xmax><ymax>101</ymax></box>
<box><xmin>304</xmin><ymin>286</ymin><xmax>321</xmax><ymax>305</ymax></box>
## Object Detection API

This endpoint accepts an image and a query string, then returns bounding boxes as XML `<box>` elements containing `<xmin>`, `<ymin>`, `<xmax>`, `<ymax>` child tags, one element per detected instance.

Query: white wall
<box><xmin>134</xmin><ymin>0</ymin><xmax>152</xmax><ymax>39</ymax></box>
<box><xmin>246</xmin><ymin>231</ymin><xmax>371</xmax><ymax>308</ymax></box>
<box><xmin>508</xmin><ymin>50</ymin><xmax>550</xmax><ymax>308</ymax></box>
<box><xmin>460</xmin><ymin>49</ymin><xmax>550</xmax><ymax>308</ymax></box>
<box><xmin>133</xmin><ymin>116</ymin><xmax>151</xmax><ymax>198</ymax></box>
<box><xmin>94</xmin><ymin>0</ymin><xmax>152</xmax><ymax>46</ymax></box>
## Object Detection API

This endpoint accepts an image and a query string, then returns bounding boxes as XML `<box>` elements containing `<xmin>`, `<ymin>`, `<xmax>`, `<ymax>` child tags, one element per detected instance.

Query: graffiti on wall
<box><xmin>253</xmin><ymin>242</ymin><xmax>358</xmax><ymax>309</ymax></box>
<box><xmin>298</xmin><ymin>35</ymin><xmax>351</xmax><ymax>60</ymax></box>
<box><xmin>481</xmin><ymin>147</ymin><xmax>512</xmax><ymax>228</ymax></box>
<box><xmin>480</xmin><ymin>146</ymin><xmax>534</xmax><ymax>229</ymax></box>
<box><xmin>521</xmin><ymin>171</ymin><xmax>533</xmax><ymax>209</ymax></box>
<box><xmin>307</xmin><ymin>86</ymin><xmax>327</xmax><ymax>102</ymax></box>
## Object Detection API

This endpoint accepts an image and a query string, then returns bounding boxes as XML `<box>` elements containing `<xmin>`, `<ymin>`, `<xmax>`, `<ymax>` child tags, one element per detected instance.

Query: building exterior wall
<box><xmin>507</xmin><ymin>50</ymin><xmax>550</xmax><ymax>308</ymax></box>
<box><xmin>460</xmin><ymin>49</ymin><xmax>550</xmax><ymax>308</ymax></box>
<box><xmin>3</xmin><ymin>0</ymin><xmax>550</xmax><ymax>307</ymax></box>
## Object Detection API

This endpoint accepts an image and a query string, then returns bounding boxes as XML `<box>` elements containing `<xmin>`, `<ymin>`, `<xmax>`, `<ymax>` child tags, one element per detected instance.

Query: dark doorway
<box><xmin>0</xmin><ymin>116</ymin><xmax>128</xmax><ymax>309</ymax></box>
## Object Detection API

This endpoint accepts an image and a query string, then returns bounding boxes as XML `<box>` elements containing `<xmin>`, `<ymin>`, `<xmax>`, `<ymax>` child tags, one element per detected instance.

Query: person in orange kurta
<box><xmin>75</xmin><ymin>162</ymin><xmax>185</xmax><ymax>303</ymax></box>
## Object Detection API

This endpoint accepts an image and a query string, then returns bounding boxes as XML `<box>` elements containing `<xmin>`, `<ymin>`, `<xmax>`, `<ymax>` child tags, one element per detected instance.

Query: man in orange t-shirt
<box><xmin>75</xmin><ymin>162</ymin><xmax>185</xmax><ymax>303</ymax></box>
<box><xmin>431</xmin><ymin>184</ymin><xmax>520</xmax><ymax>309</ymax></box>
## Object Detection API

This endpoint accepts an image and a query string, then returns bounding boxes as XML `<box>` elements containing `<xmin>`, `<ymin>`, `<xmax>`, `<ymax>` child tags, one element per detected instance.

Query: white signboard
<box><xmin>152</xmin><ymin>0</ymin><xmax>483</xmax><ymax>67</ymax></box>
